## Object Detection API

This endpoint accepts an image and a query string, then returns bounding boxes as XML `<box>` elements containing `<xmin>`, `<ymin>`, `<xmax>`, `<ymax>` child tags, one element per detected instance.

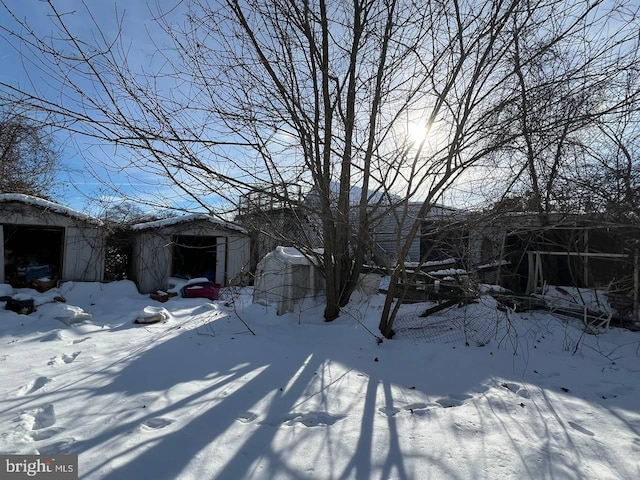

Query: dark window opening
<box><xmin>172</xmin><ymin>235</ymin><xmax>218</xmax><ymax>282</ymax></box>
<box><xmin>3</xmin><ymin>225</ymin><xmax>64</xmax><ymax>287</ymax></box>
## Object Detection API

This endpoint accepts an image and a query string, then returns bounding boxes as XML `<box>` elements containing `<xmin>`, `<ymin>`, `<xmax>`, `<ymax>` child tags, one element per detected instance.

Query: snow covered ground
<box><xmin>0</xmin><ymin>281</ymin><xmax>639</xmax><ymax>479</ymax></box>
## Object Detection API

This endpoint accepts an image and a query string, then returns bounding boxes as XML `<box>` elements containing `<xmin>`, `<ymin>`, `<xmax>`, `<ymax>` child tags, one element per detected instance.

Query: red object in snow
<box><xmin>180</xmin><ymin>282</ymin><xmax>220</xmax><ymax>300</ymax></box>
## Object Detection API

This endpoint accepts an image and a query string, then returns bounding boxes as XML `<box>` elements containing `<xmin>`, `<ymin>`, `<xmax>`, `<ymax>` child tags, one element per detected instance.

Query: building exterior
<box><xmin>0</xmin><ymin>194</ymin><xmax>104</xmax><ymax>285</ymax></box>
<box><xmin>130</xmin><ymin>214</ymin><xmax>250</xmax><ymax>293</ymax></box>
<box><xmin>370</xmin><ymin>202</ymin><xmax>465</xmax><ymax>265</ymax></box>
<box><xmin>469</xmin><ymin>212</ymin><xmax>637</xmax><ymax>294</ymax></box>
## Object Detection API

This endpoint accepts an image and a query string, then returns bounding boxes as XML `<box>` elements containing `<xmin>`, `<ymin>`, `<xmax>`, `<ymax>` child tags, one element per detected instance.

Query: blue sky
<box><xmin>0</xmin><ymin>0</ymin><xmax>192</xmax><ymax>214</ymax></box>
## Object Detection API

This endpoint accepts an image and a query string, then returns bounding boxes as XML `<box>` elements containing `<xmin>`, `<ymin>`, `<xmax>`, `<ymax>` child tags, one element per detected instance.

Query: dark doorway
<box><xmin>3</xmin><ymin>225</ymin><xmax>64</xmax><ymax>286</ymax></box>
<box><xmin>172</xmin><ymin>235</ymin><xmax>218</xmax><ymax>281</ymax></box>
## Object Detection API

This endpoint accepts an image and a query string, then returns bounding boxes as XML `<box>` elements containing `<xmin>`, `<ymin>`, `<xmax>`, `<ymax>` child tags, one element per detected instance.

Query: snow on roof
<box><xmin>477</xmin><ymin>259</ymin><xmax>510</xmax><ymax>269</ymax></box>
<box><xmin>271</xmin><ymin>246</ymin><xmax>316</xmax><ymax>265</ymax></box>
<box><xmin>430</xmin><ymin>268</ymin><xmax>468</xmax><ymax>276</ymax></box>
<box><xmin>131</xmin><ymin>213</ymin><xmax>248</xmax><ymax>234</ymax></box>
<box><xmin>0</xmin><ymin>193</ymin><xmax>101</xmax><ymax>224</ymax></box>
<box><xmin>404</xmin><ymin>258</ymin><xmax>457</xmax><ymax>268</ymax></box>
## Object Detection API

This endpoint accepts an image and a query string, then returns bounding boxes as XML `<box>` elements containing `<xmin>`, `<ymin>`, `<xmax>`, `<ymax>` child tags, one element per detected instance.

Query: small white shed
<box><xmin>253</xmin><ymin>246</ymin><xmax>325</xmax><ymax>315</ymax></box>
<box><xmin>130</xmin><ymin>214</ymin><xmax>250</xmax><ymax>294</ymax></box>
<box><xmin>0</xmin><ymin>194</ymin><xmax>104</xmax><ymax>285</ymax></box>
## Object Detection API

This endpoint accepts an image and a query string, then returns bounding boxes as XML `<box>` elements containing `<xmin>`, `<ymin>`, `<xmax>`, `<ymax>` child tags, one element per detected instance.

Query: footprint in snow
<box><xmin>47</xmin><ymin>352</ymin><xmax>81</xmax><ymax>366</ymax></box>
<box><xmin>39</xmin><ymin>331</ymin><xmax>67</xmax><ymax>343</ymax></box>
<box><xmin>37</xmin><ymin>437</ymin><xmax>76</xmax><ymax>455</ymax></box>
<box><xmin>378</xmin><ymin>406</ymin><xmax>401</xmax><ymax>417</ymax></box>
<box><xmin>501</xmin><ymin>382</ymin><xmax>530</xmax><ymax>398</ymax></box>
<box><xmin>15</xmin><ymin>405</ymin><xmax>61</xmax><ymax>442</ymax></box>
<box><xmin>286</xmin><ymin>412</ymin><xmax>346</xmax><ymax>427</ymax></box>
<box><xmin>378</xmin><ymin>403</ymin><xmax>433</xmax><ymax>417</ymax></box>
<box><xmin>62</xmin><ymin>352</ymin><xmax>81</xmax><ymax>363</ymax></box>
<box><xmin>262</xmin><ymin>412</ymin><xmax>346</xmax><ymax>427</ymax></box>
<box><xmin>22</xmin><ymin>405</ymin><xmax>56</xmax><ymax>430</ymax></box>
<box><xmin>17</xmin><ymin>376</ymin><xmax>53</xmax><ymax>396</ymax></box>
<box><xmin>141</xmin><ymin>417</ymin><xmax>174</xmax><ymax>431</ymax></box>
<box><xmin>602</xmin><ymin>385</ymin><xmax>635</xmax><ymax>398</ymax></box>
<box><xmin>436</xmin><ymin>393</ymin><xmax>473</xmax><ymax>408</ymax></box>
<box><xmin>236</xmin><ymin>412</ymin><xmax>258</xmax><ymax>424</ymax></box>
<box><xmin>403</xmin><ymin>403</ymin><xmax>432</xmax><ymax>416</ymax></box>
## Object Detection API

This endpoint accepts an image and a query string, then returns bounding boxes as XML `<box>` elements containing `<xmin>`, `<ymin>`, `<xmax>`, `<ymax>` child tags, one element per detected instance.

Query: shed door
<box><xmin>172</xmin><ymin>235</ymin><xmax>218</xmax><ymax>282</ymax></box>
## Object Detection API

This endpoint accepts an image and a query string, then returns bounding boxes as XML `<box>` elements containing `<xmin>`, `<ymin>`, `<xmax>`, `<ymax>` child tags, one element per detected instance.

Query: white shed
<box><xmin>0</xmin><ymin>194</ymin><xmax>104</xmax><ymax>285</ymax></box>
<box><xmin>130</xmin><ymin>214</ymin><xmax>250</xmax><ymax>294</ymax></box>
<box><xmin>253</xmin><ymin>246</ymin><xmax>325</xmax><ymax>315</ymax></box>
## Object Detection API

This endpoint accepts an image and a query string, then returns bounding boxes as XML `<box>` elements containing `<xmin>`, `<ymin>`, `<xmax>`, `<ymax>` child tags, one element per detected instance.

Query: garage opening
<box><xmin>171</xmin><ymin>235</ymin><xmax>218</xmax><ymax>281</ymax></box>
<box><xmin>3</xmin><ymin>225</ymin><xmax>64</xmax><ymax>287</ymax></box>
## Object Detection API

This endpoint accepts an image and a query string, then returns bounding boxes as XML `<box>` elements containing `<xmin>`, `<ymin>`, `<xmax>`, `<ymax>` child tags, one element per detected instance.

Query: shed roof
<box><xmin>132</xmin><ymin>213</ymin><xmax>248</xmax><ymax>234</ymax></box>
<box><xmin>0</xmin><ymin>193</ymin><xmax>102</xmax><ymax>225</ymax></box>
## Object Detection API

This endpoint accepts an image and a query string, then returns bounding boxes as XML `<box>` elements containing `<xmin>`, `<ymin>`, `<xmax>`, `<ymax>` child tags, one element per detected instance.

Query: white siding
<box><xmin>371</xmin><ymin>203</ymin><xmax>461</xmax><ymax>264</ymax></box>
<box><xmin>62</xmin><ymin>227</ymin><xmax>105</xmax><ymax>281</ymax></box>
<box><xmin>0</xmin><ymin>208</ymin><xmax>75</xmax><ymax>227</ymax></box>
<box><xmin>227</xmin><ymin>236</ymin><xmax>250</xmax><ymax>284</ymax></box>
<box><xmin>372</xmin><ymin>207</ymin><xmax>421</xmax><ymax>263</ymax></box>
<box><xmin>134</xmin><ymin>232</ymin><xmax>172</xmax><ymax>294</ymax></box>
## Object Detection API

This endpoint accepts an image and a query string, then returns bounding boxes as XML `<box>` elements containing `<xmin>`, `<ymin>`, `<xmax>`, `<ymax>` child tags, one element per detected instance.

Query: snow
<box><xmin>131</xmin><ymin>213</ymin><xmax>247</xmax><ymax>234</ymax></box>
<box><xmin>271</xmin><ymin>246</ymin><xmax>315</xmax><ymax>265</ymax></box>
<box><xmin>0</xmin><ymin>284</ymin><xmax>14</xmax><ymax>297</ymax></box>
<box><xmin>0</xmin><ymin>193</ymin><xmax>101</xmax><ymax>224</ymax></box>
<box><xmin>1</xmin><ymin>281</ymin><xmax>639</xmax><ymax>479</ymax></box>
<box><xmin>430</xmin><ymin>268</ymin><xmax>468</xmax><ymax>276</ymax></box>
<box><xmin>478</xmin><ymin>259</ymin><xmax>511</xmax><ymax>269</ymax></box>
<box><xmin>404</xmin><ymin>258</ymin><xmax>457</xmax><ymax>268</ymax></box>
<box><xmin>539</xmin><ymin>285</ymin><xmax>613</xmax><ymax>313</ymax></box>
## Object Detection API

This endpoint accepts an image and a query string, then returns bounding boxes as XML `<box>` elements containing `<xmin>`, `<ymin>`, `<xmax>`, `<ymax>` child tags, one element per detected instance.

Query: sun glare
<box><xmin>408</xmin><ymin>122</ymin><xmax>428</xmax><ymax>146</ymax></box>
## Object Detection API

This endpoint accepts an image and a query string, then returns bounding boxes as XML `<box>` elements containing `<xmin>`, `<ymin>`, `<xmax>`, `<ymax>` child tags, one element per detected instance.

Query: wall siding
<box><xmin>62</xmin><ymin>227</ymin><xmax>105</xmax><ymax>282</ymax></box>
<box><xmin>227</xmin><ymin>236</ymin><xmax>250</xmax><ymax>284</ymax></box>
<box><xmin>134</xmin><ymin>232</ymin><xmax>172</xmax><ymax>294</ymax></box>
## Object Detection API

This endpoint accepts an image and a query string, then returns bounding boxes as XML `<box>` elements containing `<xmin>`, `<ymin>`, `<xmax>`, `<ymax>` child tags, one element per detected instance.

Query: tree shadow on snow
<box><xmin>11</xmin><ymin>305</ymin><xmax>639</xmax><ymax>480</ymax></box>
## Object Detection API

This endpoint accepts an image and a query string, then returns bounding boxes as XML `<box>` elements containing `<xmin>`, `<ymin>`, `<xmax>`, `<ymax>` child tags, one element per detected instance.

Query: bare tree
<box><xmin>377</xmin><ymin>0</ymin><xmax>640</xmax><ymax>337</ymax></box>
<box><xmin>485</xmin><ymin>1</ymin><xmax>640</xmax><ymax>217</ymax></box>
<box><xmin>0</xmin><ymin>106</ymin><xmax>61</xmax><ymax>199</ymax></box>
<box><xmin>0</xmin><ymin>0</ymin><xmax>638</xmax><ymax>335</ymax></box>
<box><xmin>577</xmin><ymin>80</ymin><xmax>640</xmax><ymax>220</ymax></box>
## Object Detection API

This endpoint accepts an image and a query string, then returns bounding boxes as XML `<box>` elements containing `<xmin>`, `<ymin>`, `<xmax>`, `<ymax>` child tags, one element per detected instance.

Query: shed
<box><xmin>0</xmin><ymin>194</ymin><xmax>104</xmax><ymax>286</ymax></box>
<box><xmin>253</xmin><ymin>246</ymin><xmax>325</xmax><ymax>315</ymax></box>
<box><xmin>371</xmin><ymin>202</ymin><xmax>465</xmax><ymax>265</ymax></box>
<box><xmin>468</xmin><ymin>212</ymin><xmax>637</xmax><ymax>294</ymax></box>
<box><xmin>130</xmin><ymin>214</ymin><xmax>250</xmax><ymax>294</ymax></box>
